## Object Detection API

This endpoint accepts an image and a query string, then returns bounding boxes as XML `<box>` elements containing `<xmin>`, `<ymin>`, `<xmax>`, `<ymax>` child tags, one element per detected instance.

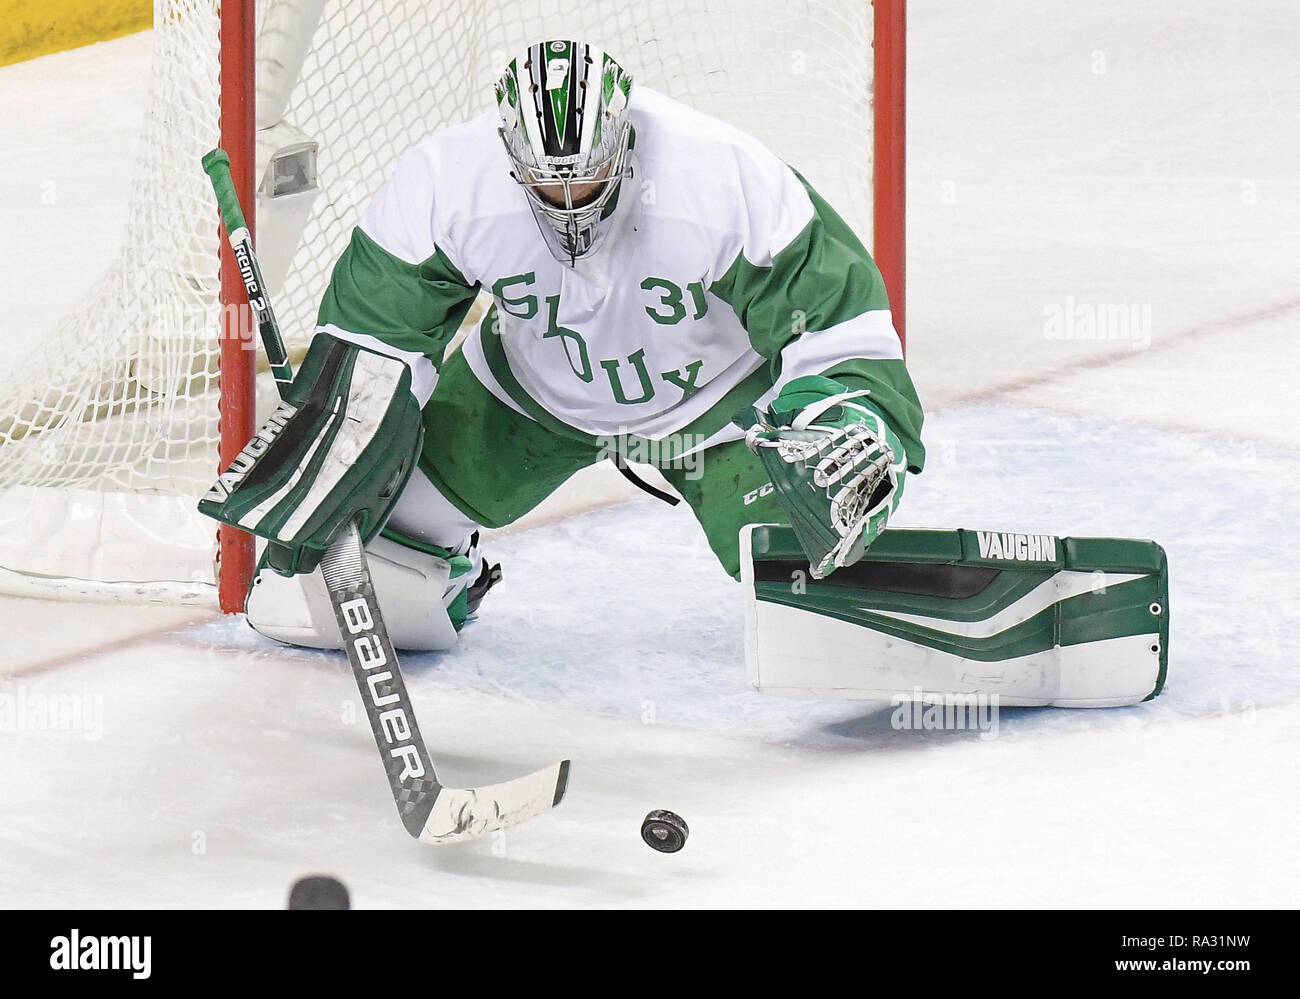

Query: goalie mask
<box><xmin>496</xmin><ymin>41</ymin><xmax>633</xmax><ymax>264</ymax></box>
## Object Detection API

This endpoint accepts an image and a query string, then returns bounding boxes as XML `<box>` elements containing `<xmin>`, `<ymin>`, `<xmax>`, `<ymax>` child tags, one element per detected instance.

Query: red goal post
<box><xmin>873</xmin><ymin>0</ymin><xmax>906</xmax><ymax>355</ymax></box>
<box><xmin>218</xmin><ymin>0</ymin><xmax>258</xmax><ymax>612</ymax></box>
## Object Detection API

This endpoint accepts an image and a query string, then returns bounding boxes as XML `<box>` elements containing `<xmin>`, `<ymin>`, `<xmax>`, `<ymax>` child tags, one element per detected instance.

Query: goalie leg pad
<box><xmin>245</xmin><ymin>533</ymin><xmax>480</xmax><ymax>651</ymax></box>
<box><xmin>742</xmin><ymin>524</ymin><xmax>1169</xmax><ymax>707</ymax></box>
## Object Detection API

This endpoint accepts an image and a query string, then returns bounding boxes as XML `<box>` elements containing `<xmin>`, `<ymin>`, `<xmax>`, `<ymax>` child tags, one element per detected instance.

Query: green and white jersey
<box><xmin>316</xmin><ymin>86</ymin><xmax>924</xmax><ymax>469</ymax></box>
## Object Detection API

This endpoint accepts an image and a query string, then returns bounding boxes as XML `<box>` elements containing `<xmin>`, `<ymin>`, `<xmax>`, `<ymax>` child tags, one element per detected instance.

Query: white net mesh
<box><xmin>0</xmin><ymin>0</ymin><xmax>875</xmax><ymax>603</ymax></box>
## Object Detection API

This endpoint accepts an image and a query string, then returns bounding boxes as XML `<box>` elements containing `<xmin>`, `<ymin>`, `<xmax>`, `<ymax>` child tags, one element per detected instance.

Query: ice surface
<box><xmin>2</xmin><ymin>407</ymin><xmax>1296</xmax><ymax>907</ymax></box>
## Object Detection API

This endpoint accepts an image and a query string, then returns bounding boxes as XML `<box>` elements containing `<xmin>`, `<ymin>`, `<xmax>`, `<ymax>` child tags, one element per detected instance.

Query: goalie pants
<box><xmin>246</xmin><ymin>343</ymin><xmax>789</xmax><ymax>649</ymax></box>
<box><xmin>397</xmin><ymin>342</ymin><xmax>790</xmax><ymax>580</ymax></box>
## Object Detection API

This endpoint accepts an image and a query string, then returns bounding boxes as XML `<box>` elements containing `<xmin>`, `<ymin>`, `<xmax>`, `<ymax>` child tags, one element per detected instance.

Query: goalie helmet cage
<box><xmin>0</xmin><ymin>0</ymin><xmax>905</xmax><ymax>613</ymax></box>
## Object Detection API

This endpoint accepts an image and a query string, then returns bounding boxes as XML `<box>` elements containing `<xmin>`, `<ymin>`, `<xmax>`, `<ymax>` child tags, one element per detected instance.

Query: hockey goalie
<box><xmin>200</xmin><ymin>40</ymin><xmax>1168</xmax><ymax>710</ymax></box>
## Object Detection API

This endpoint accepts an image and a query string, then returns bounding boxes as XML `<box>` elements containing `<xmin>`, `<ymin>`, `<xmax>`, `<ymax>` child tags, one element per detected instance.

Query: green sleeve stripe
<box><xmin>822</xmin><ymin>357</ymin><xmax>926</xmax><ymax>473</ymax></box>
<box><xmin>710</xmin><ymin>170</ymin><xmax>891</xmax><ymax>361</ymax></box>
<box><xmin>708</xmin><ymin>169</ymin><xmax>924</xmax><ymax>473</ymax></box>
<box><xmin>316</xmin><ymin>226</ymin><xmax>479</xmax><ymax>367</ymax></box>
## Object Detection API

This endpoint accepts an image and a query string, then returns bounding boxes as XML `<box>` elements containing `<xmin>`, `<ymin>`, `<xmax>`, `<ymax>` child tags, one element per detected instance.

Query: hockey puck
<box><xmin>641</xmin><ymin>809</ymin><xmax>689</xmax><ymax>853</ymax></box>
<box><xmin>287</xmin><ymin>874</ymin><xmax>350</xmax><ymax>910</ymax></box>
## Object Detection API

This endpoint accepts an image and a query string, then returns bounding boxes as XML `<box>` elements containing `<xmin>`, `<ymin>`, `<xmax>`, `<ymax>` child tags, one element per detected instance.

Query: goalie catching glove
<box><xmin>736</xmin><ymin>375</ymin><xmax>907</xmax><ymax>579</ymax></box>
<box><xmin>198</xmin><ymin>336</ymin><xmax>424</xmax><ymax>576</ymax></box>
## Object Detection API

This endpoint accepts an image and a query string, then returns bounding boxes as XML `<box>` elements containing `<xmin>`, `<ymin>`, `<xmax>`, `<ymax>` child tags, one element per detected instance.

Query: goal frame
<box><xmin>218</xmin><ymin>0</ymin><xmax>258</xmax><ymax>612</ymax></box>
<box><xmin>214</xmin><ymin>0</ymin><xmax>906</xmax><ymax>612</ymax></box>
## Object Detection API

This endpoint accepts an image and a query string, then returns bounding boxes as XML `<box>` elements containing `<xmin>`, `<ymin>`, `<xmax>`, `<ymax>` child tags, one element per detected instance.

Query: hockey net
<box><xmin>0</xmin><ymin>0</ymin><xmax>896</xmax><ymax>607</ymax></box>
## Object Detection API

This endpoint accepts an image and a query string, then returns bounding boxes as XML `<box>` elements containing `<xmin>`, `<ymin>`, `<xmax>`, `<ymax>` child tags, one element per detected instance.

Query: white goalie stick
<box><xmin>202</xmin><ymin>149</ymin><xmax>569</xmax><ymax>844</ymax></box>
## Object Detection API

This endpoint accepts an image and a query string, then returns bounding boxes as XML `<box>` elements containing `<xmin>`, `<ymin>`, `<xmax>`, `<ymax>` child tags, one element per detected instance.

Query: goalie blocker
<box><xmin>741</xmin><ymin>524</ymin><xmax>1168</xmax><ymax>707</ymax></box>
<box><xmin>198</xmin><ymin>335</ymin><xmax>423</xmax><ymax>578</ymax></box>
